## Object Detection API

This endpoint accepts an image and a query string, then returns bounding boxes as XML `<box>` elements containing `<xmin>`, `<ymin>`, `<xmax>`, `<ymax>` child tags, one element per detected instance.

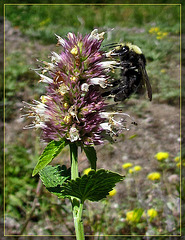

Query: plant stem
<box><xmin>70</xmin><ymin>143</ymin><xmax>85</xmax><ymax>240</ymax></box>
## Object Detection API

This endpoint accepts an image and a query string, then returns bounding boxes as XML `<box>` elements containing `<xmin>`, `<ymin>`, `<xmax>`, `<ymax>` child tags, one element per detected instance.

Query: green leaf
<box><xmin>129</xmin><ymin>134</ymin><xmax>138</xmax><ymax>140</ymax></box>
<box><xmin>39</xmin><ymin>165</ymin><xmax>70</xmax><ymax>197</ymax></box>
<box><xmin>132</xmin><ymin>208</ymin><xmax>144</xmax><ymax>223</ymax></box>
<box><xmin>83</xmin><ymin>146</ymin><xmax>97</xmax><ymax>170</ymax></box>
<box><xmin>60</xmin><ymin>169</ymin><xmax>124</xmax><ymax>202</ymax></box>
<box><xmin>32</xmin><ymin>140</ymin><xmax>67</xmax><ymax>176</ymax></box>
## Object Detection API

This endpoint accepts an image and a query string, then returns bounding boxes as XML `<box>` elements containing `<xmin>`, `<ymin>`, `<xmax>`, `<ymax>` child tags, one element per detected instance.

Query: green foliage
<box><xmin>83</xmin><ymin>146</ymin><xmax>97</xmax><ymax>171</ymax></box>
<box><xmin>39</xmin><ymin>165</ymin><xmax>70</xmax><ymax>197</ymax></box>
<box><xmin>40</xmin><ymin>167</ymin><xmax>124</xmax><ymax>203</ymax></box>
<box><xmin>5</xmin><ymin>142</ymin><xmax>74</xmax><ymax>233</ymax></box>
<box><xmin>5</xmin><ymin>50</ymin><xmax>44</xmax><ymax>121</ymax></box>
<box><xmin>60</xmin><ymin>169</ymin><xmax>124</xmax><ymax>202</ymax></box>
<box><xmin>5</xmin><ymin>5</ymin><xmax>180</xmax><ymax>44</ymax></box>
<box><xmin>32</xmin><ymin>139</ymin><xmax>67</xmax><ymax>176</ymax></box>
<box><xmin>5</xmin><ymin>52</ymin><xmax>31</xmax><ymax>120</ymax></box>
<box><xmin>5</xmin><ymin>144</ymin><xmax>38</xmax><ymax>219</ymax></box>
<box><xmin>131</xmin><ymin>208</ymin><xmax>144</xmax><ymax>223</ymax></box>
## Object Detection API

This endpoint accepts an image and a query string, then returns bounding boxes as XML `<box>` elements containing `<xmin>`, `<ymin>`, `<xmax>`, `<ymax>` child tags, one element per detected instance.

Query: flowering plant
<box><xmin>22</xmin><ymin>29</ymin><xmax>148</xmax><ymax>239</ymax></box>
<box><xmin>155</xmin><ymin>152</ymin><xmax>169</xmax><ymax>161</ymax></box>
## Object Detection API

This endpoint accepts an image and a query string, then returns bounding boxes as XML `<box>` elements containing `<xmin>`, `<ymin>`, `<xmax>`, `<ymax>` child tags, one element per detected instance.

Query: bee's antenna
<box><xmin>103</xmin><ymin>42</ymin><xmax>118</xmax><ymax>47</ymax></box>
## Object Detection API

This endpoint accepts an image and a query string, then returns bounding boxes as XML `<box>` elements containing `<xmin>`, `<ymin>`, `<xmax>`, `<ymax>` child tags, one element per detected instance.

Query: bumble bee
<box><xmin>104</xmin><ymin>43</ymin><xmax>152</xmax><ymax>102</ymax></box>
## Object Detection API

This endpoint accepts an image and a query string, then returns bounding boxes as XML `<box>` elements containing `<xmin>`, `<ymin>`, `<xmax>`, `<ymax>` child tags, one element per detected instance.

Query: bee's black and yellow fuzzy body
<box><xmin>104</xmin><ymin>43</ymin><xmax>152</xmax><ymax>102</ymax></box>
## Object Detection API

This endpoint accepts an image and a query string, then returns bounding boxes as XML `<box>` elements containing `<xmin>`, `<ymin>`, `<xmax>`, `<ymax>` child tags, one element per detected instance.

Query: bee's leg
<box><xmin>114</xmin><ymin>89</ymin><xmax>128</xmax><ymax>102</ymax></box>
<box><xmin>111</xmin><ymin>49</ymin><xmax>128</xmax><ymax>57</ymax></box>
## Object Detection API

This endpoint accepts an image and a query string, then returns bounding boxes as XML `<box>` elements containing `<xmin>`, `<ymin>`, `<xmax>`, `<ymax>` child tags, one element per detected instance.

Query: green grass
<box><xmin>5</xmin><ymin>5</ymin><xmax>180</xmax><ymax>44</ymax></box>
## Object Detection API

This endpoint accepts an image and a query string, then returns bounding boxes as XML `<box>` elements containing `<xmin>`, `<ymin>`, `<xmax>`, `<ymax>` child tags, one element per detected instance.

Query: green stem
<box><xmin>70</xmin><ymin>143</ymin><xmax>85</xmax><ymax>240</ymax></box>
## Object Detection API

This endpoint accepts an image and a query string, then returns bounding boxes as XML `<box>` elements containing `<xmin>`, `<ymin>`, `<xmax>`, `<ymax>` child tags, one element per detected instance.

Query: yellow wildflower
<box><xmin>109</xmin><ymin>188</ymin><xmax>117</xmax><ymax>197</ymax></box>
<box><xmin>133</xmin><ymin>165</ymin><xmax>142</xmax><ymax>171</ymax></box>
<box><xmin>147</xmin><ymin>172</ymin><xmax>161</xmax><ymax>181</ymax></box>
<box><xmin>157</xmin><ymin>31</ymin><xmax>163</xmax><ymax>36</ymax></box>
<box><xmin>129</xmin><ymin>165</ymin><xmax>142</xmax><ymax>174</ymax></box>
<box><xmin>122</xmin><ymin>163</ymin><xmax>133</xmax><ymax>169</ymax></box>
<box><xmin>126</xmin><ymin>211</ymin><xmax>134</xmax><ymax>222</ymax></box>
<box><xmin>156</xmin><ymin>32</ymin><xmax>168</xmax><ymax>40</ymax></box>
<box><xmin>156</xmin><ymin>36</ymin><xmax>163</xmax><ymax>40</ymax></box>
<box><xmin>162</xmin><ymin>32</ymin><xmax>168</xmax><ymax>37</ymax></box>
<box><xmin>83</xmin><ymin>168</ymin><xmax>91</xmax><ymax>175</ymax></box>
<box><xmin>160</xmin><ymin>69</ymin><xmax>166</xmax><ymax>73</ymax></box>
<box><xmin>126</xmin><ymin>209</ymin><xmax>143</xmax><ymax>223</ymax></box>
<box><xmin>174</xmin><ymin>156</ymin><xmax>180</xmax><ymax>162</ymax></box>
<box><xmin>147</xmin><ymin>208</ymin><xmax>158</xmax><ymax>220</ymax></box>
<box><xmin>155</xmin><ymin>152</ymin><xmax>169</xmax><ymax>161</ymax></box>
<box><xmin>176</xmin><ymin>162</ymin><xmax>181</xmax><ymax>168</ymax></box>
<box><xmin>149</xmin><ymin>27</ymin><xmax>160</xmax><ymax>34</ymax></box>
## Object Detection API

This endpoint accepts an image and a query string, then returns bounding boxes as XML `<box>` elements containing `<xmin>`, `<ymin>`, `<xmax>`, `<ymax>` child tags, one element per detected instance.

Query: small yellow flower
<box><xmin>109</xmin><ymin>188</ymin><xmax>117</xmax><ymax>197</ymax></box>
<box><xmin>126</xmin><ymin>209</ymin><xmax>143</xmax><ymax>223</ymax></box>
<box><xmin>133</xmin><ymin>165</ymin><xmax>142</xmax><ymax>171</ymax></box>
<box><xmin>126</xmin><ymin>211</ymin><xmax>134</xmax><ymax>222</ymax></box>
<box><xmin>128</xmin><ymin>165</ymin><xmax>142</xmax><ymax>174</ymax></box>
<box><xmin>149</xmin><ymin>27</ymin><xmax>160</xmax><ymax>34</ymax></box>
<box><xmin>156</xmin><ymin>32</ymin><xmax>168</xmax><ymax>40</ymax></box>
<box><xmin>83</xmin><ymin>168</ymin><xmax>91</xmax><ymax>175</ymax></box>
<box><xmin>158</xmin><ymin>31</ymin><xmax>164</xmax><ymax>35</ymax></box>
<box><xmin>176</xmin><ymin>162</ymin><xmax>181</xmax><ymax>168</ymax></box>
<box><xmin>155</xmin><ymin>152</ymin><xmax>169</xmax><ymax>161</ymax></box>
<box><xmin>160</xmin><ymin>69</ymin><xmax>166</xmax><ymax>73</ymax></box>
<box><xmin>147</xmin><ymin>172</ymin><xmax>161</xmax><ymax>181</ymax></box>
<box><xmin>157</xmin><ymin>31</ymin><xmax>163</xmax><ymax>36</ymax></box>
<box><xmin>156</xmin><ymin>36</ymin><xmax>162</xmax><ymax>40</ymax></box>
<box><xmin>174</xmin><ymin>156</ymin><xmax>180</xmax><ymax>162</ymax></box>
<box><xmin>147</xmin><ymin>208</ymin><xmax>158</xmax><ymax>220</ymax></box>
<box><xmin>122</xmin><ymin>163</ymin><xmax>133</xmax><ymax>169</ymax></box>
<box><xmin>162</xmin><ymin>32</ymin><xmax>168</xmax><ymax>37</ymax></box>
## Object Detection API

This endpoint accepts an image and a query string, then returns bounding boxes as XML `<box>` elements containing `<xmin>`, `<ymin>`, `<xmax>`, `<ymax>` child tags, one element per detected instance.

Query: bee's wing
<box><xmin>139</xmin><ymin>63</ymin><xmax>152</xmax><ymax>101</ymax></box>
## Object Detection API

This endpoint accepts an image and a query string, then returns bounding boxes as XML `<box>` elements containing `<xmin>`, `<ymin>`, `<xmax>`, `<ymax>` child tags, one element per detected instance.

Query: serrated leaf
<box><xmin>32</xmin><ymin>140</ymin><xmax>67</xmax><ymax>176</ymax></box>
<box><xmin>39</xmin><ymin>165</ymin><xmax>70</xmax><ymax>197</ymax></box>
<box><xmin>60</xmin><ymin>169</ymin><xmax>124</xmax><ymax>202</ymax></box>
<box><xmin>83</xmin><ymin>146</ymin><xmax>97</xmax><ymax>170</ymax></box>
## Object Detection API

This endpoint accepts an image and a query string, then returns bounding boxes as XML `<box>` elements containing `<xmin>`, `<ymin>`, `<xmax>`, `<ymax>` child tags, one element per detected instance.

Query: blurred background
<box><xmin>2</xmin><ymin>3</ymin><xmax>183</xmax><ymax>239</ymax></box>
